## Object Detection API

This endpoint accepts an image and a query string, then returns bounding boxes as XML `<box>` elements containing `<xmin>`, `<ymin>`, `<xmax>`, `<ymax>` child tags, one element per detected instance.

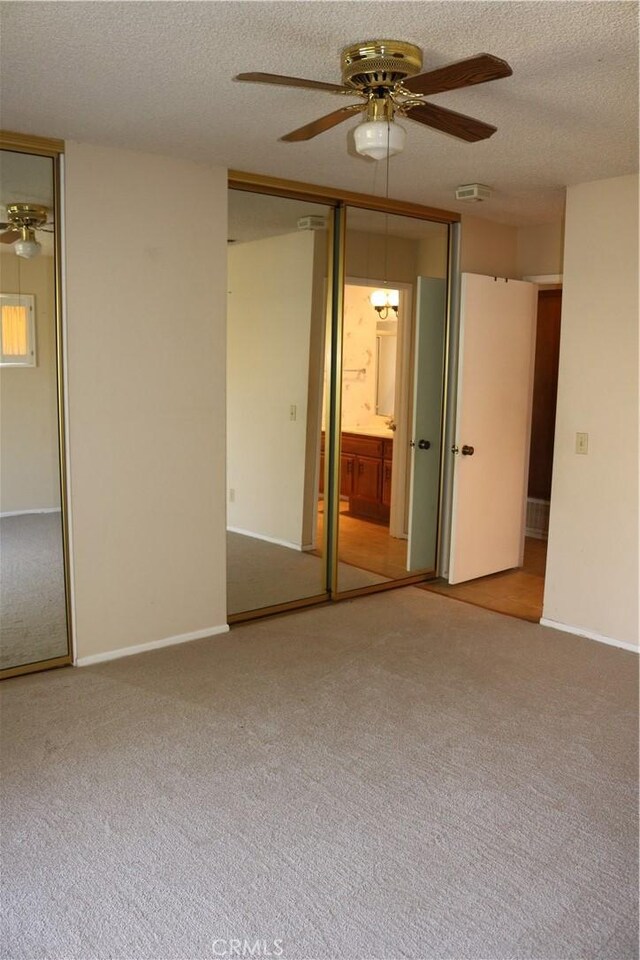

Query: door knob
<box><xmin>461</xmin><ymin>445</ymin><xmax>475</xmax><ymax>456</ymax></box>
<box><xmin>417</xmin><ymin>439</ymin><xmax>431</xmax><ymax>450</ymax></box>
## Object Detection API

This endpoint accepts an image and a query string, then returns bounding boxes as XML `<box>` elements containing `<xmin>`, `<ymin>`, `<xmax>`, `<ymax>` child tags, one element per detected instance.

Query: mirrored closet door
<box><xmin>334</xmin><ymin>208</ymin><xmax>449</xmax><ymax>596</ymax></box>
<box><xmin>226</xmin><ymin>189</ymin><xmax>333</xmax><ymax>618</ymax></box>
<box><xmin>0</xmin><ymin>142</ymin><xmax>71</xmax><ymax>678</ymax></box>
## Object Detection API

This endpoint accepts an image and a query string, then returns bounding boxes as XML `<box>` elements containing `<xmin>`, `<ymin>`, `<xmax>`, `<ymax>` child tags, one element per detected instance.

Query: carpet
<box><xmin>227</xmin><ymin>531</ymin><xmax>387</xmax><ymax>615</ymax></box>
<box><xmin>0</xmin><ymin>513</ymin><xmax>69</xmax><ymax>670</ymax></box>
<box><xmin>1</xmin><ymin>589</ymin><xmax>638</xmax><ymax>959</ymax></box>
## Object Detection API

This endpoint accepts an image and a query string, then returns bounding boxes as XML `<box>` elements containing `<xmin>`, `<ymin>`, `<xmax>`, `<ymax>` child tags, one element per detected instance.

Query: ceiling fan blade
<box><xmin>403</xmin><ymin>53</ymin><xmax>512</xmax><ymax>96</ymax></box>
<box><xmin>405</xmin><ymin>101</ymin><xmax>497</xmax><ymax>142</ymax></box>
<box><xmin>0</xmin><ymin>229</ymin><xmax>20</xmax><ymax>243</ymax></box>
<box><xmin>236</xmin><ymin>72</ymin><xmax>349</xmax><ymax>94</ymax></box>
<box><xmin>281</xmin><ymin>104</ymin><xmax>363</xmax><ymax>142</ymax></box>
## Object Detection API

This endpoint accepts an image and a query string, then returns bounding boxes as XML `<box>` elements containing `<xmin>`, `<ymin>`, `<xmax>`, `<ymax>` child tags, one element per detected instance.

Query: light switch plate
<box><xmin>576</xmin><ymin>432</ymin><xmax>589</xmax><ymax>454</ymax></box>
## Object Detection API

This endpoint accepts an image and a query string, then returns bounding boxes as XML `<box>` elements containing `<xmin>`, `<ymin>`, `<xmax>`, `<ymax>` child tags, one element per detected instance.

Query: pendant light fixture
<box><xmin>354</xmin><ymin>97</ymin><xmax>406</xmax><ymax>161</ymax></box>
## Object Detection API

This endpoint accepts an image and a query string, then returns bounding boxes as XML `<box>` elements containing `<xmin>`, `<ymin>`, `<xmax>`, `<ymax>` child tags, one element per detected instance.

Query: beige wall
<box><xmin>543</xmin><ymin>174</ymin><xmax>639</xmax><ymax>647</ymax></box>
<box><xmin>346</xmin><ymin>230</ymin><xmax>418</xmax><ymax>284</ymax></box>
<box><xmin>460</xmin><ymin>215</ymin><xmax>519</xmax><ymax>279</ymax></box>
<box><xmin>517</xmin><ymin>221</ymin><xmax>565</xmax><ymax>277</ymax></box>
<box><xmin>1</xmin><ymin>252</ymin><xmax>61</xmax><ymax>513</ymax></box>
<box><xmin>64</xmin><ymin>142</ymin><xmax>228</xmax><ymax>661</ymax></box>
<box><xmin>227</xmin><ymin>230</ymin><xmax>319</xmax><ymax>548</ymax></box>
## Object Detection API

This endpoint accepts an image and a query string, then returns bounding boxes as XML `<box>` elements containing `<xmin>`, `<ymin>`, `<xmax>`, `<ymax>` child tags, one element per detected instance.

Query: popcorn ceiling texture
<box><xmin>1</xmin><ymin>1</ymin><xmax>637</xmax><ymax>224</ymax></box>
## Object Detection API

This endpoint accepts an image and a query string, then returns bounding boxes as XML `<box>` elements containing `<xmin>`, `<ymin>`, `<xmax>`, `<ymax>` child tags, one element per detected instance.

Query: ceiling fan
<box><xmin>236</xmin><ymin>40</ymin><xmax>512</xmax><ymax>158</ymax></box>
<box><xmin>0</xmin><ymin>203</ymin><xmax>53</xmax><ymax>258</ymax></box>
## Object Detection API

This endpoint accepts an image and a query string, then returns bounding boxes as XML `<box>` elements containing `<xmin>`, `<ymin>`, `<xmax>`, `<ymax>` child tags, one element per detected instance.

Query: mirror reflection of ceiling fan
<box><xmin>0</xmin><ymin>203</ymin><xmax>53</xmax><ymax>258</ymax></box>
<box><xmin>236</xmin><ymin>40</ymin><xmax>512</xmax><ymax>159</ymax></box>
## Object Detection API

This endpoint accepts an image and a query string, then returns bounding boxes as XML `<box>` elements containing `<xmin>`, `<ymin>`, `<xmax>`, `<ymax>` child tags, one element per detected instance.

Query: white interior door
<box><xmin>407</xmin><ymin>277</ymin><xmax>447</xmax><ymax>572</ymax></box>
<box><xmin>448</xmin><ymin>273</ymin><xmax>537</xmax><ymax>584</ymax></box>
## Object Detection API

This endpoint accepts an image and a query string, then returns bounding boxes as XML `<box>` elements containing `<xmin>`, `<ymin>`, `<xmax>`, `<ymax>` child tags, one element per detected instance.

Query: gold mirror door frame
<box><xmin>227</xmin><ymin>172</ymin><xmax>459</xmax><ymax>620</ymax></box>
<box><xmin>0</xmin><ymin>131</ymin><xmax>73</xmax><ymax>679</ymax></box>
<box><xmin>332</xmin><ymin>207</ymin><xmax>452</xmax><ymax>599</ymax></box>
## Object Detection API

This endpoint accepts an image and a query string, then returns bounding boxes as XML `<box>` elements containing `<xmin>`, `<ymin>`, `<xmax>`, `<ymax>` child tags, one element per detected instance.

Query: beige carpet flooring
<box><xmin>1</xmin><ymin>589</ymin><xmax>638</xmax><ymax>960</ymax></box>
<box><xmin>0</xmin><ymin>513</ymin><xmax>69</xmax><ymax>670</ymax></box>
<box><xmin>227</xmin><ymin>531</ymin><xmax>387</xmax><ymax>615</ymax></box>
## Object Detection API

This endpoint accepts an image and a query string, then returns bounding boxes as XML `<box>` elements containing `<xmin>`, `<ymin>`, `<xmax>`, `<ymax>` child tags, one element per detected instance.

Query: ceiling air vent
<box><xmin>297</xmin><ymin>216</ymin><xmax>327</xmax><ymax>231</ymax></box>
<box><xmin>455</xmin><ymin>183</ymin><xmax>492</xmax><ymax>202</ymax></box>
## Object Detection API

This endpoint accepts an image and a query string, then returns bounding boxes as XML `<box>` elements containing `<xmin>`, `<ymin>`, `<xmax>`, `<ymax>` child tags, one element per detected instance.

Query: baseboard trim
<box><xmin>76</xmin><ymin>624</ymin><xmax>230</xmax><ymax>666</ymax></box>
<box><xmin>227</xmin><ymin>526</ymin><xmax>303</xmax><ymax>551</ymax></box>
<box><xmin>1</xmin><ymin>507</ymin><xmax>61</xmax><ymax>518</ymax></box>
<box><xmin>540</xmin><ymin>618</ymin><xmax>639</xmax><ymax>653</ymax></box>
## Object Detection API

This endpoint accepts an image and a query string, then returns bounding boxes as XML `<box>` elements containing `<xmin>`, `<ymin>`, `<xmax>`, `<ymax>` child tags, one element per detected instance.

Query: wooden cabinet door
<box><xmin>340</xmin><ymin>454</ymin><xmax>355</xmax><ymax>497</ymax></box>
<box><xmin>319</xmin><ymin>453</ymin><xmax>325</xmax><ymax>494</ymax></box>
<box><xmin>354</xmin><ymin>456</ymin><xmax>381</xmax><ymax>503</ymax></box>
<box><xmin>382</xmin><ymin>459</ymin><xmax>392</xmax><ymax>507</ymax></box>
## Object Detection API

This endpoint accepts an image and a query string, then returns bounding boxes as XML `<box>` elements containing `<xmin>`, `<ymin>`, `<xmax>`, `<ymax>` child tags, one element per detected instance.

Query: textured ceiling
<box><xmin>1</xmin><ymin>1</ymin><xmax>638</xmax><ymax>225</ymax></box>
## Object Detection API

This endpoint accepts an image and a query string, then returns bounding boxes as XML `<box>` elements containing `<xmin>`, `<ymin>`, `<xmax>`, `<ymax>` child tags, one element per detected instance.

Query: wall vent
<box><xmin>526</xmin><ymin>498</ymin><xmax>550</xmax><ymax>539</ymax></box>
<box><xmin>455</xmin><ymin>183</ymin><xmax>492</xmax><ymax>203</ymax></box>
<box><xmin>297</xmin><ymin>216</ymin><xmax>328</xmax><ymax>231</ymax></box>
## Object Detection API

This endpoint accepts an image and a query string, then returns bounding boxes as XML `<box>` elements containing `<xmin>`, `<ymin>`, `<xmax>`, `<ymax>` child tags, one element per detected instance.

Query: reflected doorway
<box><xmin>334</xmin><ymin>208</ymin><xmax>449</xmax><ymax>596</ymax></box>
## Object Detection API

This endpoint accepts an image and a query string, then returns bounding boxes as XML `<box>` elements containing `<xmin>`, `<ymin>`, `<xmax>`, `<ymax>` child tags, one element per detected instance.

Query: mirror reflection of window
<box><xmin>0</xmin><ymin>148</ymin><xmax>70</xmax><ymax>675</ymax></box>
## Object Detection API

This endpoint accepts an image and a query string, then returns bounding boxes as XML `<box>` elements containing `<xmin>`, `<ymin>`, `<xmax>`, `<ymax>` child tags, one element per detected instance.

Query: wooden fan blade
<box><xmin>403</xmin><ymin>54</ymin><xmax>512</xmax><ymax>96</ymax></box>
<box><xmin>281</xmin><ymin>104</ymin><xmax>363</xmax><ymax>142</ymax></box>
<box><xmin>235</xmin><ymin>72</ymin><xmax>349</xmax><ymax>94</ymax></box>
<box><xmin>0</xmin><ymin>229</ymin><xmax>20</xmax><ymax>243</ymax></box>
<box><xmin>405</xmin><ymin>101</ymin><xmax>497</xmax><ymax>142</ymax></box>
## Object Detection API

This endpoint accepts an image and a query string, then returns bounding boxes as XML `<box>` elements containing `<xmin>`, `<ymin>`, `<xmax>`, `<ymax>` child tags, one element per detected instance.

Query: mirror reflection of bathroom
<box><xmin>334</xmin><ymin>207</ymin><xmax>449</xmax><ymax>593</ymax></box>
<box><xmin>0</xmin><ymin>148</ymin><xmax>70</xmax><ymax>674</ymax></box>
<box><xmin>226</xmin><ymin>189</ymin><xmax>331</xmax><ymax>618</ymax></box>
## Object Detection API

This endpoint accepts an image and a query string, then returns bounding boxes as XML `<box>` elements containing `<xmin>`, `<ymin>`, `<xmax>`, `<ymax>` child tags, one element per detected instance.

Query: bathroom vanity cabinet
<box><xmin>320</xmin><ymin>432</ymin><xmax>393</xmax><ymax>522</ymax></box>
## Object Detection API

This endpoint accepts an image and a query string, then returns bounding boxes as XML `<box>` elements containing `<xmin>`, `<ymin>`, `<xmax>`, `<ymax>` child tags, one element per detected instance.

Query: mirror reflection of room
<box><xmin>334</xmin><ymin>208</ymin><xmax>449</xmax><ymax>593</ymax></box>
<box><xmin>0</xmin><ymin>149</ymin><xmax>70</xmax><ymax>673</ymax></box>
<box><xmin>226</xmin><ymin>189</ymin><xmax>331</xmax><ymax>618</ymax></box>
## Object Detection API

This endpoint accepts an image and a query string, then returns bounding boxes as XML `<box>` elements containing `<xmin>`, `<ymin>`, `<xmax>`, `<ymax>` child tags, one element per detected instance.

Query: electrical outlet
<box><xmin>229</xmin><ymin>488</ymin><xmax>235</xmax><ymax>502</ymax></box>
<box><xmin>575</xmin><ymin>432</ymin><xmax>589</xmax><ymax>455</ymax></box>
<box><xmin>290</xmin><ymin>405</ymin><xmax>297</xmax><ymax>421</ymax></box>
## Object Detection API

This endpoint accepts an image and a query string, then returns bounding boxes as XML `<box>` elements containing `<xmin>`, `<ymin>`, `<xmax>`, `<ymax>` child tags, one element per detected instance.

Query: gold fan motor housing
<box><xmin>7</xmin><ymin>203</ymin><xmax>49</xmax><ymax>228</ymax></box>
<box><xmin>341</xmin><ymin>40</ymin><xmax>423</xmax><ymax>90</ymax></box>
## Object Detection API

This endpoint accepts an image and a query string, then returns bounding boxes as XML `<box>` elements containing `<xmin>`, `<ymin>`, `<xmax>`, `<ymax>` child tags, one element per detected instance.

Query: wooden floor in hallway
<box><xmin>418</xmin><ymin>537</ymin><xmax>547</xmax><ymax>622</ymax></box>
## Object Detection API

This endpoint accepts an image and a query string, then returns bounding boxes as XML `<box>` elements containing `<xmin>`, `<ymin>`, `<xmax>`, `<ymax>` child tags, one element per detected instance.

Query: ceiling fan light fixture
<box><xmin>14</xmin><ymin>227</ymin><xmax>41</xmax><ymax>259</ymax></box>
<box><xmin>354</xmin><ymin>118</ymin><xmax>406</xmax><ymax>160</ymax></box>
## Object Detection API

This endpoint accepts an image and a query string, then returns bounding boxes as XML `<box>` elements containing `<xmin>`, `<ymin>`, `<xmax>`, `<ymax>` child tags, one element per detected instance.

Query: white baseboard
<box><xmin>76</xmin><ymin>624</ymin><xmax>230</xmax><ymax>666</ymax></box>
<box><xmin>540</xmin><ymin>618</ymin><xmax>639</xmax><ymax>653</ymax></box>
<box><xmin>1</xmin><ymin>507</ymin><xmax>61</xmax><ymax>518</ymax></box>
<box><xmin>227</xmin><ymin>526</ymin><xmax>303</xmax><ymax>551</ymax></box>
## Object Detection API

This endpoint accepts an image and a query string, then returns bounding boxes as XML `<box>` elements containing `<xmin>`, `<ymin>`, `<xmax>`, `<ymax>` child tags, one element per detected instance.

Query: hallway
<box><xmin>419</xmin><ymin>538</ymin><xmax>547</xmax><ymax>622</ymax></box>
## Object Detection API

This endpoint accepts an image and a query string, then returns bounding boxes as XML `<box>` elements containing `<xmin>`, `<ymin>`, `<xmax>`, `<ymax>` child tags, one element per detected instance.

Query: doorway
<box><xmin>421</xmin><ymin>285</ymin><xmax>562</xmax><ymax>621</ymax></box>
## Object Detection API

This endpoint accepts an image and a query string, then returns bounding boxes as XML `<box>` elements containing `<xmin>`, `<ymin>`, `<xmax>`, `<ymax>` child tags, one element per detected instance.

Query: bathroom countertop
<box><xmin>343</xmin><ymin>425</ymin><xmax>394</xmax><ymax>439</ymax></box>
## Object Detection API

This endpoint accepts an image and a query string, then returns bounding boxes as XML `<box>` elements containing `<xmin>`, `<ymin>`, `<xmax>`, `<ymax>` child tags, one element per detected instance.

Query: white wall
<box><xmin>1</xmin><ymin>252</ymin><xmax>61</xmax><ymax>513</ymax></box>
<box><xmin>64</xmin><ymin>142</ymin><xmax>228</xmax><ymax>661</ymax></box>
<box><xmin>227</xmin><ymin>230</ymin><xmax>319</xmax><ymax>548</ymax></box>
<box><xmin>543</xmin><ymin>174</ymin><xmax>639</xmax><ymax>648</ymax></box>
